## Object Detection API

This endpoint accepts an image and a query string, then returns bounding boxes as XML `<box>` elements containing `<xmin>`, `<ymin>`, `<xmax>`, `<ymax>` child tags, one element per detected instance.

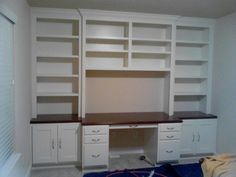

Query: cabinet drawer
<box><xmin>158</xmin><ymin>141</ymin><xmax>180</xmax><ymax>161</ymax></box>
<box><xmin>83</xmin><ymin>144</ymin><xmax>109</xmax><ymax>167</ymax></box>
<box><xmin>84</xmin><ymin>135</ymin><xmax>108</xmax><ymax>144</ymax></box>
<box><xmin>159</xmin><ymin>123</ymin><xmax>181</xmax><ymax>132</ymax></box>
<box><xmin>83</xmin><ymin>125</ymin><xmax>108</xmax><ymax>135</ymax></box>
<box><xmin>159</xmin><ymin>132</ymin><xmax>181</xmax><ymax>140</ymax></box>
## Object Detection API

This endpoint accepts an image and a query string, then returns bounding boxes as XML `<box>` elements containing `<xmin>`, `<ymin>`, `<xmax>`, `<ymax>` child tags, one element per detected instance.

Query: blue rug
<box><xmin>83</xmin><ymin>163</ymin><xmax>203</xmax><ymax>177</ymax></box>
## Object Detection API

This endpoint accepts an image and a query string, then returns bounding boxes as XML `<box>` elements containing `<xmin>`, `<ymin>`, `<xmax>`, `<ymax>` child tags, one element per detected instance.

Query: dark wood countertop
<box><xmin>82</xmin><ymin>112</ymin><xmax>182</xmax><ymax>125</ymax></box>
<box><xmin>30</xmin><ymin>112</ymin><xmax>217</xmax><ymax>125</ymax></box>
<box><xmin>30</xmin><ymin>114</ymin><xmax>81</xmax><ymax>124</ymax></box>
<box><xmin>174</xmin><ymin>111</ymin><xmax>217</xmax><ymax>119</ymax></box>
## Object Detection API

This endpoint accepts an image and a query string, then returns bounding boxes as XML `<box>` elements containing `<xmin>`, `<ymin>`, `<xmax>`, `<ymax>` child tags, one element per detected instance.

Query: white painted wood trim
<box><xmin>0</xmin><ymin>5</ymin><xmax>17</xmax><ymax>24</ymax></box>
<box><xmin>79</xmin><ymin>9</ymin><xmax>180</xmax><ymax>21</ymax></box>
<box><xmin>31</xmin><ymin>7</ymin><xmax>79</xmax><ymax>20</ymax></box>
<box><xmin>24</xmin><ymin>164</ymin><xmax>32</xmax><ymax>177</ymax></box>
<box><xmin>207</xmin><ymin>25</ymin><xmax>215</xmax><ymax>113</ymax></box>
<box><xmin>169</xmin><ymin>23</ymin><xmax>176</xmax><ymax>115</ymax></box>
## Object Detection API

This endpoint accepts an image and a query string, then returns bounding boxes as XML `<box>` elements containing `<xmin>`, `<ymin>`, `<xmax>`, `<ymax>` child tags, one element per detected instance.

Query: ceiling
<box><xmin>27</xmin><ymin>0</ymin><xmax>236</xmax><ymax>18</ymax></box>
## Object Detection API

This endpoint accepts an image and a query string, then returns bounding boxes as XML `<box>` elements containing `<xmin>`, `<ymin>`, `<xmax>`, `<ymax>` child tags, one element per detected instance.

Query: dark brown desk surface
<box><xmin>82</xmin><ymin>112</ymin><xmax>182</xmax><ymax>125</ymax></box>
<box><xmin>30</xmin><ymin>111</ymin><xmax>217</xmax><ymax>124</ymax></box>
<box><xmin>30</xmin><ymin>114</ymin><xmax>81</xmax><ymax>124</ymax></box>
<box><xmin>174</xmin><ymin>111</ymin><xmax>217</xmax><ymax>119</ymax></box>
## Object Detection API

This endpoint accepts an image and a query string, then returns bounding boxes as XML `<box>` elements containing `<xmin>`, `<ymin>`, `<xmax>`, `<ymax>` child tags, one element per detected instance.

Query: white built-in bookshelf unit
<box><xmin>31</xmin><ymin>8</ymin><xmax>81</xmax><ymax>118</ymax></box>
<box><xmin>174</xmin><ymin>19</ymin><xmax>213</xmax><ymax>114</ymax></box>
<box><xmin>31</xmin><ymin>8</ymin><xmax>214</xmax><ymax>119</ymax></box>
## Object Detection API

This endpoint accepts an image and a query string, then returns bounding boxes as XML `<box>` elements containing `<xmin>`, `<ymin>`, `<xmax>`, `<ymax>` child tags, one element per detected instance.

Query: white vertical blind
<box><xmin>0</xmin><ymin>14</ymin><xmax>14</xmax><ymax>169</ymax></box>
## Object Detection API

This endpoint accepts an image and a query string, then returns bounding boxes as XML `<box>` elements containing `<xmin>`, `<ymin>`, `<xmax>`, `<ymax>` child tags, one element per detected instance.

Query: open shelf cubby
<box><xmin>37</xmin><ymin>96</ymin><xmax>78</xmax><ymax>115</ymax></box>
<box><xmin>174</xmin><ymin>95</ymin><xmax>207</xmax><ymax>112</ymax></box>
<box><xmin>132</xmin><ymin>23</ymin><xmax>172</xmax><ymax>41</ymax></box>
<box><xmin>176</xmin><ymin>26</ymin><xmax>209</xmax><ymax>43</ymax></box>
<box><xmin>85</xmin><ymin>71</ymin><xmax>171</xmax><ymax>114</ymax></box>
<box><xmin>85</xmin><ymin>20</ymin><xmax>129</xmax><ymax>69</ymax></box>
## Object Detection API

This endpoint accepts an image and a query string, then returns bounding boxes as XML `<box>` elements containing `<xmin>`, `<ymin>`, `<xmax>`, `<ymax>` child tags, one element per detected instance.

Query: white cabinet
<box><xmin>180</xmin><ymin>119</ymin><xmax>217</xmax><ymax>156</ymax></box>
<box><xmin>82</xmin><ymin>125</ymin><xmax>109</xmax><ymax>168</ymax></box>
<box><xmin>32</xmin><ymin>123</ymin><xmax>80</xmax><ymax>164</ymax></box>
<box><xmin>157</xmin><ymin>123</ymin><xmax>182</xmax><ymax>162</ymax></box>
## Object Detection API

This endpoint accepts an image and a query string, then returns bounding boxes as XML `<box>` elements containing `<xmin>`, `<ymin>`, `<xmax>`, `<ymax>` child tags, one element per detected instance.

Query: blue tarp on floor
<box><xmin>84</xmin><ymin>163</ymin><xmax>203</xmax><ymax>177</ymax></box>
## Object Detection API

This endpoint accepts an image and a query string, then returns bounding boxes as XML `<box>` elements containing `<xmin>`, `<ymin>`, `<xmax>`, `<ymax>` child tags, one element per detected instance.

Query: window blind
<box><xmin>0</xmin><ymin>14</ymin><xmax>14</xmax><ymax>169</ymax></box>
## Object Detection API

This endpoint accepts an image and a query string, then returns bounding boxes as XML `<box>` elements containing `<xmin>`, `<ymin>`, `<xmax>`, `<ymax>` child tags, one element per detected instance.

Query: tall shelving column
<box><xmin>174</xmin><ymin>18</ymin><xmax>215</xmax><ymax>114</ymax></box>
<box><xmin>31</xmin><ymin>8</ymin><xmax>81</xmax><ymax>118</ymax></box>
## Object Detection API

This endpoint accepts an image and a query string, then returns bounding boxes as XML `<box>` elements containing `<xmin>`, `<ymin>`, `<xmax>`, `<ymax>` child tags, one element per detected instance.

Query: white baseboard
<box><xmin>25</xmin><ymin>164</ymin><xmax>32</xmax><ymax>177</ymax></box>
<box><xmin>0</xmin><ymin>153</ymin><xmax>21</xmax><ymax>177</ymax></box>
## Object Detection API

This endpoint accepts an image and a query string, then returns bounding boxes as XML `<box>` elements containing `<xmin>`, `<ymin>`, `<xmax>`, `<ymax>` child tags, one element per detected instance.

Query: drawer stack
<box><xmin>82</xmin><ymin>125</ymin><xmax>109</xmax><ymax>168</ymax></box>
<box><xmin>157</xmin><ymin>123</ymin><xmax>181</xmax><ymax>162</ymax></box>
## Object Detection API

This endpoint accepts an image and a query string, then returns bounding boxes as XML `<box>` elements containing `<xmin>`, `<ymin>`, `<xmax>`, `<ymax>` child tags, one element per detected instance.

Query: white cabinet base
<box><xmin>32</xmin><ymin>123</ymin><xmax>80</xmax><ymax>164</ymax></box>
<box><xmin>180</xmin><ymin>119</ymin><xmax>217</xmax><ymax>156</ymax></box>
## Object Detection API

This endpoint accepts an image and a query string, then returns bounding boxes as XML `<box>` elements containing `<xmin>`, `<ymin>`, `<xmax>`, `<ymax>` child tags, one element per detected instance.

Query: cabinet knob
<box><xmin>167</xmin><ymin>135</ymin><xmax>174</xmax><ymax>139</ymax></box>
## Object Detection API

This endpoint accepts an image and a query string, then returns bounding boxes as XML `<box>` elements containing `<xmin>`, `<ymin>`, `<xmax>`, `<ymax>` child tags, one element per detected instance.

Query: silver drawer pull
<box><xmin>167</xmin><ymin>127</ymin><xmax>174</xmax><ymax>130</ymax></box>
<box><xmin>92</xmin><ymin>138</ymin><xmax>100</xmax><ymax>142</ymax></box>
<box><xmin>52</xmin><ymin>139</ymin><xmax>55</xmax><ymax>149</ymax></box>
<box><xmin>91</xmin><ymin>154</ymin><xmax>100</xmax><ymax>158</ymax></box>
<box><xmin>166</xmin><ymin>150</ymin><xmax>173</xmax><ymax>153</ymax></box>
<box><xmin>192</xmin><ymin>133</ymin><xmax>195</xmax><ymax>142</ymax></box>
<box><xmin>92</xmin><ymin>130</ymin><xmax>100</xmax><ymax>133</ymax></box>
<box><xmin>166</xmin><ymin>135</ymin><xmax>174</xmax><ymax>138</ymax></box>
<box><xmin>129</xmin><ymin>125</ymin><xmax>138</xmax><ymax>128</ymax></box>
<box><xmin>59</xmin><ymin>139</ymin><xmax>62</xmax><ymax>149</ymax></box>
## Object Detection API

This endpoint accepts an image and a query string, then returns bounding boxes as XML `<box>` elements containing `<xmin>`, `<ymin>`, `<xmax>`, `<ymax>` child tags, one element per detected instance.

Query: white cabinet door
<box><xmin>180</xmin><ymin>121</ymin><xmax>195</xmax><ymax>155</ymax></box>
<box><xmin>180</xmin><ymin>119</ymin><xmax>217</xmax><ymax>156</ymax></box>
<box><xmin>32</xmin><ymin>124</ymin><xmax>57</xmax><ymax>164</ymax></box>
<box><xmin>58</xmin><ymin>123</ymin><xmax>80</xmax><ymax>162</ymax></box>
<box><xmin>196</xmin><ymin>120</ymin><xmax>217</xmax><ymax>154</ymax></box>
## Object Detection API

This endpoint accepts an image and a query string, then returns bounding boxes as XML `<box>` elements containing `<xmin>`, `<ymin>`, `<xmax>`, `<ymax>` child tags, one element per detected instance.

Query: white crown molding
<box><xmin>79</xmin><ymin>8</ymin><xmax>180</xmax><ymax>23</ymax></box>
<box><xmin>31</xmin><ymin>7</ymin><xmax>80</xmax><ymax>20</ymax></box>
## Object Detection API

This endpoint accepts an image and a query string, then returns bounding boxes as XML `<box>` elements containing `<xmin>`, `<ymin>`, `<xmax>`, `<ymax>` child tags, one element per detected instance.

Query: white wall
<box><xmin>1</xmin><ymin>0</ymin><xmax>31</xmax><ymax>176</ymax></box>
<box><xmin>212</xmin><ymin>12</ymin><xmax>236</xmax><ymax>153</ymax></box>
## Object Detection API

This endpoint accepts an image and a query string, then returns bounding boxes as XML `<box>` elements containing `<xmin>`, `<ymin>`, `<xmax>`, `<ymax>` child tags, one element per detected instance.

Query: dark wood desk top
<box><xmin>30</xmin><ymin>112</ymin><xmax>217</xmax><ymax>124</ymax></box>
<box><xmin>174</xmin><ymin>111</ymin><xmax>217</xmax><ymax>119</ymax></box>
<box><xmin>82</xmin><ymin>112</ymin><xmax>182</xmax><ymax>125</ymax></box>
<box><xmin>30</xmin><ymin>114</ymin><xmax>81</xmax><ymax>124</ymax></box>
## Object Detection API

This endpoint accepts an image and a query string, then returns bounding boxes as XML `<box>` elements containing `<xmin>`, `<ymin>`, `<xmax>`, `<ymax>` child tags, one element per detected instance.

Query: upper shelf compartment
<box><xmin>176</xmin><ymin>26</ymin><xmax>209</xmax><ymax>43</ymax></box>
<box><xmin>132</xmin><ymin>23</ymin><xmax>172</xmax><ymax>41</ymax></box>
<box><xmin>86</xmin><ymin>20</ymin><xmax>129</xmax><ymax>39</ymax></box>
<box><xmin>130</xmin><ymin>23</ymin><xmax>172</xmax><ymax>71</ymax></box>
<box><xmin>36</xmin><ymin>18</ymin><xmax>79</xmax><ymax>37</ymax></box>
